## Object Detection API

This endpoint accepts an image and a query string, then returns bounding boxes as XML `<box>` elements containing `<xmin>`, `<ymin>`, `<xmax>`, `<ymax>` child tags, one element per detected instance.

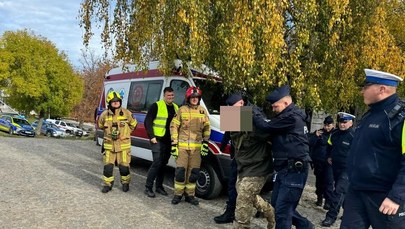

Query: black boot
<box><xmin>321</xmin><ymin>217</ymin><xmax>335</xmax><ymax>227</ymax></box>
<box><xmin>214</xmin><ymin>206</ymin><xmax>235</xmax><ymax>224</ymax></box>
<box><xmin>316</xmin><ymin>196</ymin><xmax>323</xmax><ymax>206</ymax></box>
<box><xmin>101</xmin><ymin>185</ymin><xmax>112</xmax><ymax>193</ymax></box>
<box><xmin>171</xmin><ymin>195</ymin><xmax>182</xmax><ymax>205</ymax></box>
<box><xmin>122</xmin><ymin>184</ymin><xmax>129</xmax><ymax>192</ymax></box>
<box><xmin>155</xmin><ymin>187</ymin><xmax>168</xmax><ymax>196</ymax></box>
<box><xmin>144</xmin><ymin>188</ymin><xmax>156</xmax><ymax>198</ymax></box>
<box><xmin>185</xmin><ymin>195</ymin><xmax>199</xmax><ymax>206</ymax></box>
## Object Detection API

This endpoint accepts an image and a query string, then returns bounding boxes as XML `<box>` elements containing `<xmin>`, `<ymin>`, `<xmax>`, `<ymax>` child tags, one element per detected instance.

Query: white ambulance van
<box><xmin>95</xmin><ymin>61</ymin><xmax>232</xmax><ymax>199</ymax></box>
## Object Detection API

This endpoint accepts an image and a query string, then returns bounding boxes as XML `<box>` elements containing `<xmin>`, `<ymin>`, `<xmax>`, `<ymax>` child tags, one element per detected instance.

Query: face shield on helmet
<box><xmin>185</xmin><ymin>86</ymin><xmax>202</xmax><ymax>104</ymax></box>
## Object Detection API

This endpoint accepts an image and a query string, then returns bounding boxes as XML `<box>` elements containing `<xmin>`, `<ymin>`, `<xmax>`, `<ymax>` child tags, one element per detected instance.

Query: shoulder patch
<box><xmin>200</xmin><ymin>110</ymin><xmax>204</xmax><ymax>114</ymax></box>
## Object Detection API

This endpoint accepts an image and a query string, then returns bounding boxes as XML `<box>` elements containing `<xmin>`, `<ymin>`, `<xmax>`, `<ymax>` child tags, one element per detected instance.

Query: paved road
<box><xmin>0</xmin><ymin>136</ymin><xmax>338</xmax><ymax>229</ymax></box>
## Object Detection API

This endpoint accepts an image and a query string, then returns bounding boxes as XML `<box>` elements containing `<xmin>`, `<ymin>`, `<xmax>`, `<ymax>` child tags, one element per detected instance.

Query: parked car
<box><xmin>65</xmin><ymin>122</ymin><xmax>83</xmax><ymax>137</ymax></box>
<box><xmin>73</xmin><ymin>124</ymin><xmax>90</xmax><ymax>136</ymax></box>
<box><xmin>45</xmin><ymin>119</ymin><xmax>77</xmax><ymax>136</ymax></box>
<box><xmin>0</xmin><ymin>114</ymin><xmax>35</xmax><ymax>137</ymax></box>
<box><xmin>32</xmin><ymin>120</ymin><xmax>67</xmax><ymax>138</ymax></box>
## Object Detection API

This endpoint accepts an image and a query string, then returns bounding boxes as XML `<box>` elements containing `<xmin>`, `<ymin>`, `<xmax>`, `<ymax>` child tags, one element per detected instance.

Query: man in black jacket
<box><xmin>308</xmin><ymin>116</ymin><xmax>334</xmax><ymax>209</ymax></box>
<box><xmin>144</xmin><ymin>87</ymin><xmax>178</xmax><ymax>197</ymax></box>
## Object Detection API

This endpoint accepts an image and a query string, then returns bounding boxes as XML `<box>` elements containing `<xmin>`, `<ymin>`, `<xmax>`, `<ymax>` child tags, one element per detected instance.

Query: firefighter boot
<box><xmin>102</xmin><ymin>185</ymin><xmax>112</xmax><ymax>193</ymax></box>
<box><xmin>214</xmin><ymin>205</ymin><xmax>235</xmax><ymax>224</ymax></box>
<box><xmin>101</xmin><ymin>181</ymin><xmax>113</xmax><ymax>193</ymax></box>
<box><xmin>185</xmin><ymin>195</ymin><xmax>199</xmax><ymax>206</ymax></box>
<box><xmin>122</xmin><ymin>183</ymin><xmax>129</xmax><ymax>192</ymax></box>
<box><xmin>171</xmin><ymin>195</ymin><xmax>182</xmax><ymax>205</ymax></box>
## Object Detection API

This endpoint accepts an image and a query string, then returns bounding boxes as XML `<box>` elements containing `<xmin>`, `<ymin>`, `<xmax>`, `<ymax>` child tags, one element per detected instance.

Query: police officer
<box><xmin>98</xmin><ymin>91</ymin><xmax>138</xmax><ymax>193</ymax></box>
<box><xmin>308</xmin><ymin>116</ymin><xmax>334</xmax><ymax>209</ymax></box>
<box><xmin>214</xmin><ymin>93</ymin><xmax>243</xmax><ymax>224</ymax></box>
<box><xmin>170</xmin><ymin>86</ymin><xmax>210</xmax><ymax>205</ymax></box>
<box><xmin>341</xmin><ymin>69</ymin><xmax>405</xmax><ymax>229</ymax></box>
<box><xmin>321</xmin><ymin>112</ymin><xmax>355</xmax><ymax>227</ymax></box>
<box><xmin>144</xmin><ymin>87</ymin><xmax>178</xmax><ymax>198</ymax></box>
<box><xmin>253</xmin><ymin>85</ymin><xmax>313</xmax><ymax>229</ymax></box>
<box><xmin>228</xmin><ymin>93</ymin><xmax>275</xmax><ymax>229</ymax></box>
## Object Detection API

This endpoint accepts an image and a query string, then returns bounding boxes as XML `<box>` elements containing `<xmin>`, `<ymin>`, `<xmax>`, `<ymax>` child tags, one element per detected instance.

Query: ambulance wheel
<box><xmin>8</xmin><ymin>127</ymin><xmax>13</xmax><ymax>135</ymax></box>
<box><xmin>196</xmin><ymin>163</ymin><xmax>222</xmax><ymax>199</ymax></box>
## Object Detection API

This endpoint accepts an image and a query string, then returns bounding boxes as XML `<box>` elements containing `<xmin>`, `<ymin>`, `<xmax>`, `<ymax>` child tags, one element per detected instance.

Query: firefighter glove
<box><xmin>201</xmin><ymin>141</ymin><xmax>209</xmax><ymax>156</ymax></box>
<box><xmin>171</xmin><ymin>145</ymin><xmax>178</xmax><ymax>159</ymax></box>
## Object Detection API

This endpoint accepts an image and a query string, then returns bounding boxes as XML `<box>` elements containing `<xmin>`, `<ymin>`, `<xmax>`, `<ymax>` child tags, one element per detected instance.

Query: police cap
<box><xmin>364</xmin><ymin>69</ymin><xmax>403</xmax><ymax>87</ymax></box>
<box><xmin>337</xmin><ymin>112</ymin><xmax>355</xmax><ymax>122</ymax></box>
<box><xmin>226</xmin><ymin>93</ymin><xmax>243</xmax><ymax>106</ymax></box>
<box><xmin>266</xmin><ymin>85</ymin><xmax>290</xmax><ymax>104</ymax></box>
<box><xmin>323</xmin><ymin>115</ymin><xmax>334</xmax><ymax>125</ymax></box>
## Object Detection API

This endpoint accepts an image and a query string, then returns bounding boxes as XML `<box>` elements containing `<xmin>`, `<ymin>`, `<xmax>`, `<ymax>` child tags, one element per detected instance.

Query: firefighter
<box><xmin>170</xmin><ymin>86</ymin><xmax>211</xmax><ymax>205</ymax></box>
<box><xmin>98</xmin><ymin>91</ymin><xmax>137</xmax><ymax>193</ymax></box>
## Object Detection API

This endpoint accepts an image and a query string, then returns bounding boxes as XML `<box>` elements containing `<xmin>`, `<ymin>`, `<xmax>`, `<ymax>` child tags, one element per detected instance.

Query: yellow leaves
<box><xmin>79</xmin><ymin>0</ymin><xmax>405</xmax><ymax>110</ymax></box>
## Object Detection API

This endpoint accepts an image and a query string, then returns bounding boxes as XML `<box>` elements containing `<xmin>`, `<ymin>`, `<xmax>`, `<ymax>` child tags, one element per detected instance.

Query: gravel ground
<box><xmin>0</xmin><ymin>135</ymin><xmax>340</xmax><ymax>229</ymax></box>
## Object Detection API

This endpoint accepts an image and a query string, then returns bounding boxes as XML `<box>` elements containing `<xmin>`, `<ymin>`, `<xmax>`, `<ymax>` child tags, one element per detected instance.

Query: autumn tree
<box><xmin>70</xmin><ymin>50</ymin><xmax>111</xmax><ymax>125</ymax></box>
<box><xmin>0</xmin><ymin>30</ymin><xmax>83</xmax><ymax>134</ymax></box>
<box><xmin>79</xmin><ymin>0</ymin><xmax>405</xmax><ymax>113</ymax></box>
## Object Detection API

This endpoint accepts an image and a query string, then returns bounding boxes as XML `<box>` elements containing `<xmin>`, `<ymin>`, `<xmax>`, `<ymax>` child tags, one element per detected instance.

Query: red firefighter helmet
<box><xmin>185</xmin><ymin>86</ymin><xmax>202</xmax><ymax>100</ymax></box>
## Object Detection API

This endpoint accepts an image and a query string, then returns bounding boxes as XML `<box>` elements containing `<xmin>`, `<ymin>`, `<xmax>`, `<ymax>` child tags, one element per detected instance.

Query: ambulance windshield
<box><xmin>193</xmin><ymin>79</ymin><xmax>226</xmax><ymax>115</ymax></box>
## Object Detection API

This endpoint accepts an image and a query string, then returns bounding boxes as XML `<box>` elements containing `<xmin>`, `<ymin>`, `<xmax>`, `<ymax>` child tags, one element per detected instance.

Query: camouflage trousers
<box><xmin>233</xmin><ymin>176</ymin><xmax>275</xmax><ymax>229</ymax></box>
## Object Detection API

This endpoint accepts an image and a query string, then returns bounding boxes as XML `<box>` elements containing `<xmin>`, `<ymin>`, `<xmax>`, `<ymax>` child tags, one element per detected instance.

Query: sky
<box><xmin>0</xmin><ymin>0</ymin><xmax>102</xmax><ymax>69</ymax></box>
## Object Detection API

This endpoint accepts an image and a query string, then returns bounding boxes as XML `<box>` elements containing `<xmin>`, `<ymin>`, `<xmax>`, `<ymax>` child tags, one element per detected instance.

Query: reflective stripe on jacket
<box><xmin>98</xmin><ymin>108</ymin><xmax>137</xmax><ymax>152</ymax></box>
<box><xmin>170</xmin><ymin>104</ymin><xmax>211</xmax><ymax>149</ymax></box>
<box><xmin>153</xmin><ymin>100</ymin><xmax>178</xmax><ymax>137</ymax></box>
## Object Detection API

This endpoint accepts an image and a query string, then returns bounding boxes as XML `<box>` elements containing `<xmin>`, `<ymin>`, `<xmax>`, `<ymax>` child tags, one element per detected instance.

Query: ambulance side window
<box><xmin>127</xmin><ymin>80</ymin><xmax>163</xmax><ymax>112</ymax></box>
<box><xmin>171</xmin><ymin>80</ymin><xmax>190</xmax><ymax>106</ymax></box>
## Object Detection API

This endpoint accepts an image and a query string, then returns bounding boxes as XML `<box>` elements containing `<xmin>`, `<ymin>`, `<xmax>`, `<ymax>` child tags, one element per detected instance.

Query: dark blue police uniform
<box><xmin>253</xmin><ymin>85</ymin><xmax>313</xmax><ymax>229</ymax></box>
<box><xmin>322</xmin><ymin>114</ymin><xmax>354</xmax><ymax>226</ymax></box>
<box><xmin>308</xmin><ymin>124</ymin><xmax>334</xmax><ymax>207</ymax></box>
<box><xmin>341</xmin><ymin>69</ymin><xmax>405</xmax><ymax>229</ymax></box>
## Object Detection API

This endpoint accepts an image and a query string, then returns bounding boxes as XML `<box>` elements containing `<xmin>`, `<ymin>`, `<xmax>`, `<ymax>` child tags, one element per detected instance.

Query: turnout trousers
<box><xmin>103</xmin><ymin>149</ymin><xmax>131</xmax><ymax>186</ymax></box>
<box><xmin>174</xmin><ymin>148</ymin><xmax>201</xmax><ymax>196</ymax></box>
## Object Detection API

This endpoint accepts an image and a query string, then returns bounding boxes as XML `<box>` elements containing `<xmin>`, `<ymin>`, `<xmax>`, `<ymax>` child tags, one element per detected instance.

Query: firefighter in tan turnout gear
<box><xmin>98</xmin><ymin>91</ymin><xmax>137</xmax><ymax>193</ymax></box>
<box><xmin>170</xmin><ymin>86</ymin><xmax>211</xmax><ymax>205</ymax></box>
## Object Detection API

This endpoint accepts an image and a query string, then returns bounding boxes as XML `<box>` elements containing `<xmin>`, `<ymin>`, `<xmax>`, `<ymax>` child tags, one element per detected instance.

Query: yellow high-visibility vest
<box><xmin>153</xmin><ymin>100</ymin><xmax>178</xmax><ymax>137</ymax></box>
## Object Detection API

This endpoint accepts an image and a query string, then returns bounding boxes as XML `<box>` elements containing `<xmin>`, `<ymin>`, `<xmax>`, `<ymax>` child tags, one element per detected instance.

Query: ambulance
<box><xmin>95</xmin><ymin>61</ymin><xmax>231</xmax><ymax>199</ymax></box>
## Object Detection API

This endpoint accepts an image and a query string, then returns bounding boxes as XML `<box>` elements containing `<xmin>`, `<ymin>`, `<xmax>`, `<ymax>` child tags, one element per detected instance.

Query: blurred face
<box><xmin>338</xmin><ymin>120</ymin><xmax>353</xmax><ymax>130</ymax></box>
<box><xmin>190</xmin><ymin>96</ymin><xmax>199</xmax><ymax>106</ymax></box>
<box><xmin>164</xmin><ymin>91</ymin><xmax>175</xmax><ymax>104</ymax></box>
<box><xmin>323</xmin><ymin>123</ymin><xmax>334</xmax><ymax>132</ymax></box>
<box><xmin>271</xmin><ymin>99</ymin><xmax>288</xmax><ymax>114</ymax></box>
<box><xmin>232</xmin><ymin>99</ymin><xmax>244</xmax><ymax>107</ymax></box>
